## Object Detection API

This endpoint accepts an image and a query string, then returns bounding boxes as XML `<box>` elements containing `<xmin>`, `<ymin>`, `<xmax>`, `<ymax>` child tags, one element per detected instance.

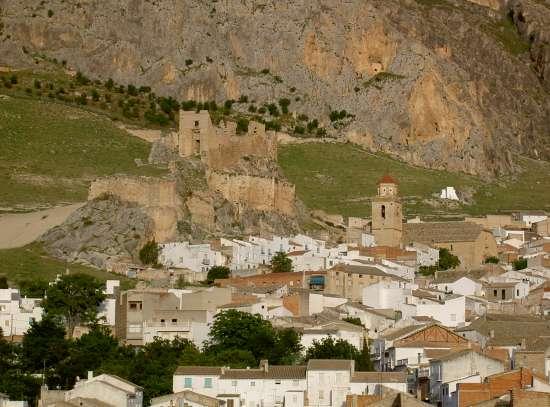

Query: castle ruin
<box><xmin>176</xmin><ymin>110</ymin><xmax>277</xmax><ymax>170</ymax></box>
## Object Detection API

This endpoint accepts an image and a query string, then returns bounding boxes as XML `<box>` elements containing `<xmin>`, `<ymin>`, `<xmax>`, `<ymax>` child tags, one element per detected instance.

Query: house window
<box><xmin>275</xmin><ymin>380</ymin><xmax>281</xmax><ymax>385</ymax></box>
<box><xmin>194</xmin><ymin>120</ymin><xmax>199</xmax><ymax>127</ymax></box>
<box><xmin>501</xmin><ymin>289</ymin><xmax>506</xmax><ymax>300</ymax></box>
<box><xmin>204</xmin><ymin>378</ymin><xmax>213</xmax><ymax>388</ymax></box>
<box><xmin>319</xmin><ymin>391</ymin><xmax>324</xmax><ymax>400</ymax></box>
<box><xmin>292</xmin><ymin>395</ymin><xmax>298</xmax><ymax>403</ymax></box>
<box><xmin>381</xmin><ymin>205</ymin><xmax>386</xmax><ymax>219</ymax></box>
<box><xmin>250</xmin><ymin>381</ymin><xmax>255</xmax><ymax>387</ymax></box>
<box><xmin>516</xmin><ymin>289</ymin><xmax>520</xmax><ymax>297</ymax></box>
<box><xmin>184</xmin><ymin>377</ymin><xmax>192</xmax><ymax>388</ymax></box>
<box><xmin>128</xmin><ymin>324</ymin><xmax>141</xmax><ymax>333</ymax></box>
<box><xmin>129</xmin><ymin>301</ymin><xmax>142</xmax><ymax>311</ymax></box>
<box><xmin>451</xmin><ymin>314</ymin><xmax>456</xmax><ymax>321</ymax></box>
<box><xmin>493</xmin><ymin>289</ymin><xmax>497</xmax><ymax>297</ymax></box>
<box><xmin>231</xmin><ymin>380</ymin><xmax>237</xmax><ymax>387</ymax></box>
<box><xmin>172</xmin><ymin>319</ymin><xmax>178</xmax><ymax>324</ymax></box>
<box><xmin>292</xmin><ymin>380</ymin><xmax>299</xmax><ymax>387</ymax></box>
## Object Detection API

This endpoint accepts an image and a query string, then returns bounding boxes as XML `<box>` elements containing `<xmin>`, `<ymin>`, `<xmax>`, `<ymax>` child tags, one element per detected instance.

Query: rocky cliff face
<box><xmin>1</xmin><ymin>0</ymin><xmax>548</xmax><ymax>176</ymax></box>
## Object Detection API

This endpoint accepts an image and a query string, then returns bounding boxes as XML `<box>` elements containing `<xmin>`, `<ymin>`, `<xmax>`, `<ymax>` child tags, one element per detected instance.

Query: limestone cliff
<box><xmin>0</xmin><ymin>0</ymin><xmax>549</xmax><ymax>176</ymax></box>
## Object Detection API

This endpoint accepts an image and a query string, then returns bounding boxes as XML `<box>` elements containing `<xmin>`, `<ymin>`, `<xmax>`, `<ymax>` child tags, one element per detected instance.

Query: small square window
<box><xmin>184</xmin><ymin>377</ymin><xmax>192</xmax><ymax>388</ymax></box>
<box><xmin>231</xmin><ymin>380</ymin><xmax>237</xmax><ymax>387</ymax></box>
<box><xmin>250</xmin><ymin>381</ymin><xmax>255</xmax><ymax>387</ymax></box>
<box><xmin>204</xmin><ymin>378</ymin><xmax>213</xmax><ymax>388</ymax></box>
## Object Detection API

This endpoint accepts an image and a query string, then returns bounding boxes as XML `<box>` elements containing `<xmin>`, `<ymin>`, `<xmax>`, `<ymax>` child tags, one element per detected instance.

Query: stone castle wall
<box><xmin>177</xmin><ymin>110</ymin><xmax>277</xmax><ymax>170</ymax></box>
<box><xmin>89</xmin><ymin>176</ymin><xmax>181</xmax><ymax>242</ymax></box>
<box><xmin>206</xmin><ymin>171</ymin><xmax>295</xmax><ymax>216</ymax></box>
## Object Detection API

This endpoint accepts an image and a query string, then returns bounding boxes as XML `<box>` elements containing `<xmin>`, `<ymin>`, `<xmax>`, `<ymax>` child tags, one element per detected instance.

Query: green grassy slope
<box><xmin>278</xmin><ymin>143</ymin><xmax>550</xmax><ymax>218</ymax></box>
<box><xmin>0</xmin><ymin>96</ymin><xmax>165</xmax><ymax>208</ymax></box>
<box><xmin>0</xmin><ymin>243</ymin><xmax>135</xmax><ymax>289</ymax></box>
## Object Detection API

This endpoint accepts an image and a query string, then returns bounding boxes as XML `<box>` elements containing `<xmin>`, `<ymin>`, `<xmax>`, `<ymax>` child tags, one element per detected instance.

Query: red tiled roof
<box><xmin>378</xmin><ymin>174</ymin><xmax>398</xmax><ymax>184</ymax></box>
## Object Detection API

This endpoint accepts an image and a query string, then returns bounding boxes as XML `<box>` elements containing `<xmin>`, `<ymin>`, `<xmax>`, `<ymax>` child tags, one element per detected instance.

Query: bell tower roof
<box><xmin>378</xmin><ymin>174</ymin><xmax>399</xmax><ymax>185</ymax></box>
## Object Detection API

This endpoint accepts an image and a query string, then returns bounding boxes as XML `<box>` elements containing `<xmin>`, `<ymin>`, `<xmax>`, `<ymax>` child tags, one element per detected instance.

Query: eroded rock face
<box><xmin>1</xmin><ymin>0</ymin><xmax>548</xmax><ymax>176</ymax></box>
<box><xmin>40</xmin><ymin>198</ymin><xmax>154</xmax><ymax>268</ymax></box>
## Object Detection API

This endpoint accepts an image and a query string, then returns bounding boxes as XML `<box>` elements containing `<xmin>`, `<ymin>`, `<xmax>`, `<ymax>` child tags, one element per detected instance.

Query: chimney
<box><xmin>87</xmin><ymin>371</ymin><xmax>93</xmax><ymax>380</ymax></box>
<box><xmin>521</xmin><ymin>338</ymin><xmax>527</xmax><ymax>350</ymax></box>
<box><xmin>259</xmin><ymin>359</ymin><xmax>269</xmax><ymax>372</ymax></box>
<box><xmin>490</xmin><ymin>329</ymin><xmax>495</xmax><ymax>339</ymax></box>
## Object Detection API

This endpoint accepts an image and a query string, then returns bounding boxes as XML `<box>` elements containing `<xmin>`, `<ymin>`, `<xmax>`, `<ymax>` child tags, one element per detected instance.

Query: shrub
<box><xmin>47</xmin><ymin>9</ymin><xmax>54</xmax><ymax>17</ymax></box>
<box><xmin>278</xmin><ymin>98</ymin><xmax>291</xmax><ymax>114</ymax></box>
<box><xmin>289</xmin><ymin>87</ymin><xmax>296</xmax><ymax>93</ymax></box>
<box><xmin>271</xmin><ymin>252</ymin><xmax>292</xmax><ymax>273</ymax></box>
<box><xmin>513</xmin><ymin>258</ymin><xmax>528</xmax><ymax>271</ymax></box>
<box><xmin>139</xmin><ymin>240</ymin><xmax>159</xmax><ymax>266</ymax></box>
<box><xmin>33</xmin><ymin>79</ymin><xmax>41</xmax><ymax>89</ymax></box>
<box><xmin>238</xmin><ymin>95</ymin><xmax>248</xmax><ymax>103</ymax></box>
<box><xmin>267</xmin><ymin>103</ymin><xmax>279</xmax><ymax>116</ymax></box>
<box><xmin>484</xmin><ymin>256</ymin><xmax>499</xmax><ymax>264</ymax></box>
<box><xmin>207</xmin><ymin>266</ymin><xmax>231</xmax><ymax>284</ymax></box>
<box><xmin>224</xmin><ymin>100</ymin><xmax>234</xmax><ymax>110</ymax></box>
<box><xmin>316</xmin><ymin>127</ymin><xmax>327</xmax><ymax>137</ymax></box>
<box><xmin>25</xmin><ymin>88</ymin><xmax>32</xmax><ymax>95</ymax></box>
<box><xmin>105</xmin><ymin>78</ymin><xmax>114</xmax><ymax>90</ymax></box>
<box><xmin>181</xmin><ymin>100</ymin><xmax>197</xmax><ymax>111</ymax></box>
<box><xmin>206</xmin><ymin>56</ymin><xmax>213</xmax><ymax>63</ymax></box>
<box><xmin>185</xmin><ymin>59</ymin><xmax>193</xmax><ymax>66</ymax></box>
<box><xmin>236</xmin><ymin>117</ymin><xmax>249</xmax><ymax>134</ymax></box>
<box><xmin>127</xmin><ymin>84</ymin><xmax>138</xmax><ymax>96</ymax></box>
<box><xmin>261</xmin><ymin>68</ymin><xmax>270</xmax><ymax>74</ymax></box>
<box><xmin>258</xmin><ymin>106</ymin><xmax>266</xmax><ymax>114</ymax></box>
<box><xmin>76</xmin><ymin>93</ymin><xmax>87</xmax><ymax>105</ymax></box>
<box><xmin>9</xmin><ymin>74</ymin><xmax>17</xmax><ymax>84</ymax></box>
<box><xmin>248</xmin><ymin>104</ymin><xmax>257</xmax><ymax>113</ymax></box>
<box><xmin>294</xmin><ymin>125</ymin><xmax>305</xmax><ymax>135</ymax></box>
<box><xmin>438</xmin><ymin>248</ymin><xmax>460</xmax><ymax>270</ymax></box>
<box><xmin>265</xmin><ymin>120</ymin><xmax>281</xmax><ymax>131</ymax></box>
<box><xmin>91</xmin><ymin>89</ymin><xmax>100</xmax><ymax>101</ymax></box>
<box><xmin>307</xmin><ymin>119</ymin><xmax>319</xmax><ymax>132</ymax></box>
<box><xmin>75</xmin><ymin>71</ymin><xmax>90</xmax><ymax>86</ymax></box>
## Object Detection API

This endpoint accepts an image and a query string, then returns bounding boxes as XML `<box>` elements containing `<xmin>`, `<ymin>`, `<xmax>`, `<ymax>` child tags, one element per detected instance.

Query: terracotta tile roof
<box><xmin>378</xmin><ymin>174</ymin><xmax>398</xmax><ymax>184</ymax></box>
<box><xmin>403</xmin><ymin>221</ymin><xmax>483</xmax><ymax>244</ymax></box>
<box><xmin>175</xmin><ymin>366</ymin><xmax>223</xmax><ymax>375</ymax></box>
<box><xmin>350</xmin><ymin>371</ymin><xmax>407</xmax><ymax>383</ymax></box>
<box><xmin>287</xmin><ymin>250</ymin><xmax>309</xmax><ymax>256</ymax></box>
<box><xmin>220</xmin><ymin>366</ymin><xmax>306</xmax><ymax>380</ymax></box>
<box><xmin>380</xmin><ymin>324</ymin><xmax>429</xmax><ymax>341</ymax></box>
<box><xmin>306</xmin><ymin>359</ymin><xmax>353</xmax><ymax>370</ymax></box>
<box><xmin>330</xmin><ymin>264</ymin><xmax>406</xmax><ymax>281</ymax></box>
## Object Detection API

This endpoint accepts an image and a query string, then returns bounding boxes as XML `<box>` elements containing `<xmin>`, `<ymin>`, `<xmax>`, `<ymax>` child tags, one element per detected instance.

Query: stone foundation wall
<box><xmin>89</xmin><ymin>176</ymin><xmax>181</xmax><ymax>242</ymax></box>
<box><xmin>206</xmin><ymin>171</ymin><xmax>295</xmax><ymax>215</ymax></box>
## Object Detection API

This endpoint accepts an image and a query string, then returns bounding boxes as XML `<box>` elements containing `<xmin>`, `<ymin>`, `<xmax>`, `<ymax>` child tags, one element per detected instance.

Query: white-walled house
<box><xmin>362</xmin><ymin>281</ymin><xmax>414</xmax><ymax>310</ymax></box>
<box><xmin>398</xmin><ymin>290</ymin><xmax>466</xmax><ymax>328</ymax></box>
<box><xmin>171</xmin><ymin>360</ymin><xmax>406</xmax><ymax>407</ymax></box>
<box><xmin>429</xmin><ymin>349</ymin><xmax>505</xmax><ymax>407</ymax></box>
<box><xmin>431</xmin><ymin>276</ymin><xmax>482</xmax><ymax>297</ymax></box>
<box><xmin>406</xmin><ymin>242</ymin><xmax>439</xmax><ymax>267</ymax></box>
<box><xmin>159</xmin><ymin>242</ymin><xmax>225</xmax><ymax>273</ymax></box>
<box><xmin>0</xmin><ymin>289</ymin><xmax>42</xmax><ymax>337</ymax></box>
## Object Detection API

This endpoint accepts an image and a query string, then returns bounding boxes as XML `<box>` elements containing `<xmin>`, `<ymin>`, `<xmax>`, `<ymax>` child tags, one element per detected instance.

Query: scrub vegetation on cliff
<box><xmin>278</xmin><ymin>143</ymin><xmax>550</xmax><ymax>218</ymax></box>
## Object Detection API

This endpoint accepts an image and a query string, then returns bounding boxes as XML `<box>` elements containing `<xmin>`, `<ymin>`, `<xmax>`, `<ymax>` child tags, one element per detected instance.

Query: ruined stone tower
<box><xmin>371</xmin><ymin>174</ymin><xmax>403</xmax><ymax>247</ymax></box>
<box><xmin>178</xmin><ymin>110</ymin><xmax>214</xmax><ymax>158</ymax></box>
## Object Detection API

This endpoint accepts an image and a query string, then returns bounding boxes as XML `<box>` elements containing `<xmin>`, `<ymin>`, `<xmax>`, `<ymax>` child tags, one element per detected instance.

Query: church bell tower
<box><xmin>371</xmin><ymin>174</ymin><xmax>403</xmax><ymax>247</ymax></box>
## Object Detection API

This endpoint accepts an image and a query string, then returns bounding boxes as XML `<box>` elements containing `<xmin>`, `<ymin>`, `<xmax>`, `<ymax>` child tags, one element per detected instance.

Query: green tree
<box><xmin>206</xmin><ymin>310</ymin><xmax>302</xmax><ymax>364</ymax></box>
<box><xmin>484</xmin><ymin>256</ymin><xmax>499</xmax><ymax>264</ymax></box>
<box><xmin>21</xmin><ymin>317</ymin><xmax>69</xmax><ymax>373</ymax></box>
<box><xmin>438</xmin><ymin>248</ymin><xmax>460</xmax><ymax>270</ymax></box>
<box><xmin>55</xmin><ymin>325</ymin><xmax>119</xmax><ymax>389</ymax></box>
<box><xmin>105</xmin><ymin>78</ymin><xmax>114</xmax><ymax>90</ymax></box>
<box><xmin>513</xmin><ymin>258</ymin><xmax>528</xmax><ymax>271</ymax></box>
<box><xmin>0</xmin><ymin>275</ymin><xmax>7</xmax><ymax>289</ymax></box>
<box><xmin>305</xmin><ymin>336</ymin><xmax>372</xmax><ymax>371</ymax></box>
<box><xmin>17</xmin><ymin>279</ymin><xmax>48</xmax><ymax>297</ymax></box>
<box><xmin>357</xmin><ymin>338</ymin><xmax>374</xmax><ymax>371</ymax></box>
<box><xmin>43</xmin><ymin>274</ymin><xmax>106</xmax><ymax>337</ymax></box>
<box><xmin>139</xmin><ymin>240</ymin><xmax>159</xmax><ymax>265</ymax></box>
<box><xmin>271</xmin><ymin>251</ymin><xmax>292</xmax><ymax>273</ymax></box>
<box><xmin>207</xmin><ymin>266</ymin><xmax>231</xmax><ymax>284</ymax></box>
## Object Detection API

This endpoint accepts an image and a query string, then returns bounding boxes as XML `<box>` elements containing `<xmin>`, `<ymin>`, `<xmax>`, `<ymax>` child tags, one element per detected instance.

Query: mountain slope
<box><xmin>0</xmin><ymin>0</ymin><xmax>548</xmax><ymax>177</ymax></box>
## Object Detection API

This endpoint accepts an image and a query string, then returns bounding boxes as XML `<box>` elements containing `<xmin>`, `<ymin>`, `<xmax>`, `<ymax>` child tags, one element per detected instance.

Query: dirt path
<box><xmin>0</xmin><ymin>203</ymin><xmax>84</xmax><ymax>249</ymax></box>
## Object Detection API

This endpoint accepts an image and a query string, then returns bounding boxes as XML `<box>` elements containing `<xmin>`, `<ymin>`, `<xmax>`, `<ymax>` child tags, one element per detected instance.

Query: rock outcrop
<box><xmin>40</xmin><ymin>197</ymin><xmax>154</xmax><ymax>268</ymax></box>
<box><xmin>1</xmin><ymin>0</ymin><xmax>548</xmax><ymax>176</ymax></box>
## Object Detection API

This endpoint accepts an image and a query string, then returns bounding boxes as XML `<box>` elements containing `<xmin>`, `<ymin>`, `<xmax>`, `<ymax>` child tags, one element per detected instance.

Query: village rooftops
<box><xmin>175</xmin><ymin>366</ymin><xmax>223</xmax><ymax>375</ymax></box>
<box><xmin>151</xmin><ymin>390</ymin><xmax>223</xmax><ymax>407</ymax></box>
<box><xmin>219</xmin><ymin>365</ymin><xmax>306</xmax><ymax>380</ymax></box>
<box><xmin>350</xmin><ymin>371</ymin><xmax>407</xmax><ymax>383</ymax></box>
<box><xmin>431</xmin><ymin>348</ymin><xmax>504</xmax><ymax>364</ymax></box>
<box><xmin>330</xmin><ymin>264</ymin><xmax>407</xmax><ymax>281</ymax></box>
<box><xmin>378</xmin><ymin>324</ymin><xmax>429</xmax><ymax>341</ymax></box>
<box><xmin>378</xmin><ymin>174</ymin><xmax>398</xmax><ymax>184</ymax></box>
<box><xmin>403</xmin><ymin>221</ymin><xmax>484</xmax><ymax>244</ymax></box>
